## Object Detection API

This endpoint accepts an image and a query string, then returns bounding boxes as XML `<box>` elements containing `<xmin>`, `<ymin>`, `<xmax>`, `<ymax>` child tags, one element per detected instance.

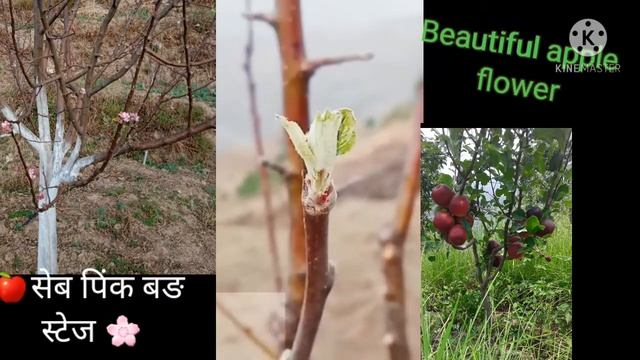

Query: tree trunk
<box><xmin>379</xmin><ymin>88</ymin><xmax>421</xmax><ymax>360</ymax></box>
<box><xmin>37</xmin><ymin>206</ymin><xmax>58</xmax><ymax>274</ymax></box>
<box><xmin>480</xmin><ymin>283</ymin><xmax>492</xmax><ymax>320</ymax></box>
<box><xmin>275</xmin><ymin>0</ymin><xmax>310</xmax><ymax>348</ymax></box>
<box><xmin>290</xmin><ymin>211</ymin><xmax>334</xmax><ymax>360</ymax></box>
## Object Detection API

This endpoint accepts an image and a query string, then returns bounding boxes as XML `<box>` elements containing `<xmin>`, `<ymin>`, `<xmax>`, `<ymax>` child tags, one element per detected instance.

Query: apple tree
<box><xmin>424</xmin><ymin>128</ymin><xmax>572</xmax><ymax>319</ymax></box>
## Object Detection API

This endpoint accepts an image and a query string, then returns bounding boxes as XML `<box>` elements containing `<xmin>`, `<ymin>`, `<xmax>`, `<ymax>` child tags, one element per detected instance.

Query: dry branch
<box><xmin>216</xmin><ymin>300</ymin><xmax>279</xmax><ymax>360</ymax></box>
<box><xmin>290</xmin><ymin>210</ymin><xmax>334</xmax><ymax>360</ymax></box>
<box><xmin>244</xmin><ymin>12</ymin><xmax>278</xmax><ymax>28</ymax></box>
<box><xmin>303</xmin><ymin>53</ymin><xmax>373</xmax><ymax>75</ymax></box>
<box><xmin>255</xmin><ymin>0</ymin><xmax>373</xmax><ymax>348</ymax></box>
<box><xmin>378</xmin><ymin>85</ymin><xmax>422</xmax><ymax>360</ymax></box>
<box><xmin>281</xmin><ymin>107</ymin><xmax>355</xmax><ymax>359</ymax></box>
<box><xmin>245</xmin><ymin>0</ymin><xmax>283</xmax><ymax>292</ymax></box>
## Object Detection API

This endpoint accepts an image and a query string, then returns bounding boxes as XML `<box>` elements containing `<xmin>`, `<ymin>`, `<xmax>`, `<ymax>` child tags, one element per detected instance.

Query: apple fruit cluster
<box><xmin>431</xmin><ymin>184</ymin><xmax>472</xmax><ymax>247</ymax></box>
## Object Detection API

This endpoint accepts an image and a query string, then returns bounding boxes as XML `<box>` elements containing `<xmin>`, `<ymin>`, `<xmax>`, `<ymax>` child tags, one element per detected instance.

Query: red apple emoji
<box><xmin>0</xmin><ymin>273</ymin><xmax>27</xmax><ymax>303</ymax></box>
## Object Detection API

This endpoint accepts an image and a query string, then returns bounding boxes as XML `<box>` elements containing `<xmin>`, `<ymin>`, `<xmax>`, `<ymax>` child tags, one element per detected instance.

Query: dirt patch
<box><xmin>0</xmin><ymin>152</ymin><xmax>215</xmax><ymax>274</ymax></box>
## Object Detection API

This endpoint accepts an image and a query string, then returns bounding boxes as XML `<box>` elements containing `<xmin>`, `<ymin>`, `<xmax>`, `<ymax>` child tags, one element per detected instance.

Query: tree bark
<box><xmin>37</xmin><ymin>207</ymin><xmax>57</xmax><ymax>273</ymax></box>
<box><xmin>379</xmin><ymin>86</ymin><xmax>422</xmax><ymax>360</ymax></box>
<box><xmin>274</xmin><ymin>0</ymin><xmax>310</xmax><ymax>348</ymax></box>
<box><xmin>290</xmin><ymin>211</ymin><xmax>334</xmax><ymax>360</ymax></box>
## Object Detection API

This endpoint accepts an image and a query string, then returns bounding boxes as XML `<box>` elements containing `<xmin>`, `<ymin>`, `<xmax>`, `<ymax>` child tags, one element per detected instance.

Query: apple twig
<box><xmin>244</xmin><ymin>0</ymin><xmax>283</xmax><ymax>292</ymax></box>
<box><xmin>216</xmin><ymin>300</ymin><xmax>278</xmax><ymax>360</ymax></box>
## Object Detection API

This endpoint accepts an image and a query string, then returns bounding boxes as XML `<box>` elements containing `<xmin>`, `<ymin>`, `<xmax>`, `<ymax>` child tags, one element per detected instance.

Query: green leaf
<box><xmin>513</xmin><ymin>208</ymin><xmax>526</xmax><ymax>222</ymax></box>
<box><xmin>548</xmin><ymin>151</ymin><xmax>562</xmax><ymax>171</ymax></box>
<box><xmin>476</xmin><ymin>171</ymin><xmax>490</xmax><ymax>185</ymax></box>
<box><xmin>523</xmin><ymin>236</ymin><xmax>536</xmax><ymax>248</ymax></box>
<box><xmin>428</xmin><ymin>256</ymin><xmax>436</xmax><ymax>262</ymax></box>
<box><xmin>437</xmin><ymin>173</ymin><xmax>454</xmax><ymax>188</ymax></box>
<box><xmin>522</xmin><ymin>162</ymin><xmax>534</xmax><ymax>178</ymax></box>
<box><xmin>526</xmin><ymin>216</ymin><xmax>544</xmax><ymax>233</ymax></box>
<box><xmin>448</xmin><ymin>128</ymin><xmax>463</xmax><ymax>161</ymax></box>
<box><xmin>534</xmin><ymin>128</ymin><xmax>571</xmax><ymax>144</ymax></box>
<box><xmin>0</xmin><ymin>272</ymin><xmax>10</xmax><ymax>279</ymax></box>
<box><xmin>486</xmin><ymin>143</ymin><xmax>501</xmax><ymax>165</ymax></box>
<box><xmin>554</xmin><ymin>184</ymin><xmax>570</xmax><ymax>201</ymax></box>
<box><xmin>308</xmin><ymin>110</ymin><xmax>342</xmax><ymax>172</ymax></box>
<box><xmin>502</xmin><ymin>152</ymin><xmax>514</xmax><ymax>181</ymax></box>
<box><xmin>336</xmin><ymin>108</ymin><xmax>356</xmax><ymax>155</ymax></box>
<box><xmin>533</xmin><ymin>145</ymin><xmax>546</xmax><ymax>172</ymax></box>
<box><xmin>279</xmin><ymin>115</ymin><xmax>316</xmax><ymax>172</ymax></box>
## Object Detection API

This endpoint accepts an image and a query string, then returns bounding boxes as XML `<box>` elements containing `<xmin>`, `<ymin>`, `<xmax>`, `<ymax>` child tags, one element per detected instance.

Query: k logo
<box><xmin>569</xmin><ymin>19</ymin><xmax>607</xmax><ymax>57</ymax></box>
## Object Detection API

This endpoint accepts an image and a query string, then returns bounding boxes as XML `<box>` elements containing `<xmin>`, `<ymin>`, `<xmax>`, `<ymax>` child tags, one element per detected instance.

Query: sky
<box><xmin>217</xmin><ymin>0</ymin><xmax>423</xmax><ymax>152</ymax></box>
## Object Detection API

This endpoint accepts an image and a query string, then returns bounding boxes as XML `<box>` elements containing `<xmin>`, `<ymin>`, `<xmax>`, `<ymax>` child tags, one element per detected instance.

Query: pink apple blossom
<box><xmin>37</xmin><ymin>192</ymin><xmax>45</xmax><ymax>202</ymax></box>
<box><xmin>117</xmin><ymin>112</ymin><xmax>140</xmax><ymax>125</ymax></box>
<box><xmin>1</xmin><ymin>120</ymin><xmax>11</xmax><ymax>134</ymax></box>
<box><xmin>27</xmin><ymin>166</ymin><xmax>38</xmax><ymax>180</ymax></box>
<box><xmin>107</xmin><ymin>315</ymin><xmax>140</xmax><ymax>347</ymax></box>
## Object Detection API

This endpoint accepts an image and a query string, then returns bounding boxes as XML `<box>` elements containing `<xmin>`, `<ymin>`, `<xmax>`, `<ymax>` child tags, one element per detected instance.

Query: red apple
<box><xmin>0</xmin><ymin>275</ymin><xmax>26</xmax><ymax>303</ymax></box>
<box><xmin>492</xmin><ymin>254</ymin><xmax>503</xmax><ymax>267</ymax></box>
<box><xmin>431</xmin><ymin>184</ymin><xmax>455</xmax><ymax>207</ymax></box>
<box><xmin>507</xmin><ymin>242</ymin><xmax>524</xmax><ymax>260</ymax></box>
<box><xmin>507</xmin><ymin>234</ymin><xmax>520</xmax><ymax>244</ymax></box>
<box><xmin>448</xmin><ymin>224</ymin><xmax>467</xmax><ymax>246</ymax></box>
<box><xmin>537</xmin><ymin>219</ymin><xmax>556</xmax><ymax>237</ymax></box>
<box><xmin>526</xmin><ymin>206</ymin><xmax>543</xmax><ymax>220</ymax></box>
<box><xmin>486</xmin><ymin>240</ymin><xmax>500</xmax><ymax>254</ymax></box>
<box><xmin>448</xmin><ymin>195</ymin><xmax>469</xmax><ymax>217</ymax></box>
<box><xmin>433</xmin><ymin>211</ymin><xmax>455</xmax><ymax>234</ymax></box>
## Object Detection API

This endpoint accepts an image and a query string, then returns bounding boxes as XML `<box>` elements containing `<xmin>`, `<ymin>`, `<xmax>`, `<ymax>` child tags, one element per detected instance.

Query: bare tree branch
<box><xmin>244</xmin><ymin>12</ymin><xmax>277</xmax><ymax>28</ymax></box>
<box><xmin>303</xmin><ymin>53</ymin><xmax>373</xmax><ymax>76</ymax></box>
<box><xmin>145</xmin><ymin>47</ymin><xmax>214</xmax><ymax>68</ymax></box>
<box><xmin>244</xmin><ymin>0</ymin><xmax>283</xmax><ymax>292</ymax></box>
<box><xmin>216</xmin><ymin>300</ymin><xmax>278</xmax><ymax>360</ymax></box>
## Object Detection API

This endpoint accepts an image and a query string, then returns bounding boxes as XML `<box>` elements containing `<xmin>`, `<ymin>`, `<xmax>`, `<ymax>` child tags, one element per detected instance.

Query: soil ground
<box><xmin>0</xmin><ymin>144</ymin><xmax>215</xmax><ymax>274</ymax></box>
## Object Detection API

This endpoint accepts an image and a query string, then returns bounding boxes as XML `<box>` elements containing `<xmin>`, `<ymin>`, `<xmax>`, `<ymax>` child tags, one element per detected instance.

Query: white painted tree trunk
<box><xmin>3</xmin><ymin>86</ymin><xmax>92</xmax><ymax>274</ymax></box>
<box><xmin>38</xmin><ymin>207</ymin><xmax>58</xmax><ymax>273</ymax></box>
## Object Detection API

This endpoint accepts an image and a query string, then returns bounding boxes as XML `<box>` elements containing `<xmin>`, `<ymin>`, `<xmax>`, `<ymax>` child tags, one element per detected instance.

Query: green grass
<box><xmin>93</xmin><ymin>253</ymin><xmax>147</xmax><ymax>274</ymax></box>
<box><xmin>8</xmin><ymin>209</ymin><xmax>35</xmax><ymax>219</ymax></box>
<box><xmin>422</xmin><ymin>216</ymin><xmax>572</xmax><ymax>359</ymax></box>
<box><xmin>133</xmin><ymin>199</ymin><xmax>163</xmax><ymax>227</ymax></box>
<box><xmin>236</xmin><ymin>168</ymin><xmax>281</xmax><ymax>198</ymax></box>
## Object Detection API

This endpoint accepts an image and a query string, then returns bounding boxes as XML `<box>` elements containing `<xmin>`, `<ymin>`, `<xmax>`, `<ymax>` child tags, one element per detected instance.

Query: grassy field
<box><xmin>421</xmin><ymin>215</ymin><xmax>572</xmax><ymax>359</ymax></box>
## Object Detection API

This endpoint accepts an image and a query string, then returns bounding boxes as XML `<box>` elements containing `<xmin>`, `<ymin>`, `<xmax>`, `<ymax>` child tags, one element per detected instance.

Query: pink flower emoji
<box><xmin>107</xmin><ymin>315</ymin><xmax>140</xmax><ymax>347</ymax></box>
<box><xmin>1</xmin><ymin>120</ymin><xmax>11</xmax><ymax>134</ymax></box>
<box><xmin>27</xmin><ymin>166</ymin><xmax>38</xmax><ymax>180</ymax></box>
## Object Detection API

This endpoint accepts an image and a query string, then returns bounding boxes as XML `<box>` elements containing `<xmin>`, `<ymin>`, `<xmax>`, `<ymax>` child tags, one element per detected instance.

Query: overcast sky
<box><xmin>217</xmin><ymin>0</ymin><xmax>423</xmax><ymax>152</ymax></box>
